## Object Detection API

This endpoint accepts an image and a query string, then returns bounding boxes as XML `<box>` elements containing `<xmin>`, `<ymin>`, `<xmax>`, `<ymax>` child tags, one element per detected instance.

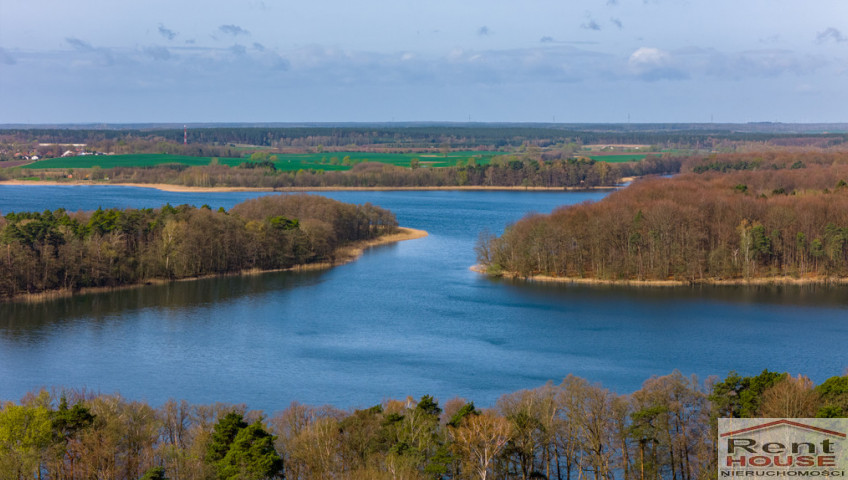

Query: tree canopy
<box><xmin>1</xmin><ymin>370</ymin><xmax>844</xmax><ymax>479</ymax></box>
<box><xmin>0</xmin><ymin>194</ymin><xmax>398</xmax><ymax>300</ymax></box>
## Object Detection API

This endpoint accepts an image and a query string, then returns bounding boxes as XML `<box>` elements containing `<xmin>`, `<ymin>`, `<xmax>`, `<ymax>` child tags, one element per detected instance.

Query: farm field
<box><xmin>22</xmin><ymin>151</ymin><xmax>505</xmax><ymax>171</ymax></box>
<box><xmin>266</xmin><ymin>151</ymin><xmax>502</xmax><ymax>169</ymax></box>
<box><xmin>586</xmin><ymin>153</ymin><xmax>649</xmax><ymax>163</ymax></box>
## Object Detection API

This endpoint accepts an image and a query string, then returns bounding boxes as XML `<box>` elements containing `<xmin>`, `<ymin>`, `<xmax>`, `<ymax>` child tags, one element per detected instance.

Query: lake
<box><xmin>0</xmin><ymin>185</ymin><xmax>846</xmax><ymax>412</ymax></box>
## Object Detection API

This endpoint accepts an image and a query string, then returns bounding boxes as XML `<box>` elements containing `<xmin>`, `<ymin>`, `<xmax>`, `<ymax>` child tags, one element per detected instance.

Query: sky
<box><xmin>0</xmin><ymin>0</ymin><xmax>846</xmax><ymax>124</ymax></box>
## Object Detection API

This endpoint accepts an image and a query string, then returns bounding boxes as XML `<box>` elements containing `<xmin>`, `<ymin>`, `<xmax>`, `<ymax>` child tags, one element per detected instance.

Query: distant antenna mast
<box><xmin>184</xmin><ymin>125</ymin><xmax>187</xmax><ymax>145</ymax></box>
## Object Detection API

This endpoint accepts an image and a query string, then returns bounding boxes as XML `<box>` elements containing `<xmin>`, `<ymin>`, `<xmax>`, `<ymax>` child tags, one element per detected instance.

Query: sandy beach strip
<box><xmin>0</xmin><ymin>179</ymin><xmax>621</xmax><ymax>193</ymax></box>
<box><xmin>471</xmin><ymin>266</ymin><xmax>848</xmax><ymax>287</ymax></box>
<box><xmin>329</xmin><ymin>227</ymin><xmax>428</xmax><ymax>264</ymax></box>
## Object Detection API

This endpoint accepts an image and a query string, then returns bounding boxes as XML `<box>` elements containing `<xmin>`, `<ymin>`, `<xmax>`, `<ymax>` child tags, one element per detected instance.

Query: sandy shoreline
<box><xmin>471</xmin><ymin>265</ymin><xmax>848</xmax><ymax>287</ymax></box>
<box><xmin>6</xmin><ymin>227</ymin><xmax>428</xmax><ymax>303</ymax></box>
<box><xmin>0</xmin><ymin>180</ymin><xmax>622</xmax><ymax>193</ymax></box>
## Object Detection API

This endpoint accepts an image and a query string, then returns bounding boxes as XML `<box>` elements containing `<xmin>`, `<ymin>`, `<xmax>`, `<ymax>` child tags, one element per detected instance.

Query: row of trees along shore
<box><xmin>1</xmin><ymin>370</ymin><xmax>845</xmax><ymax>480</ymax></box>
<box><xmin>478</xmin><ymin>151</ymin><xmax>848</xmax><ymax>282</ymax></box>
<box><xmin>0</xmin><ymin>194</ymin><xmax>398</xmax><ymax>300</ymax></box>
<box><xmin>1</xmin><ymin>155</ymin><xmax>682</xmax><ymax>189</ymax></box>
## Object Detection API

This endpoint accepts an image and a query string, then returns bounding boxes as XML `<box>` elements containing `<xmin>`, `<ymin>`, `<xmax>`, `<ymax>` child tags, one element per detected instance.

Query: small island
<box><xmin>0</xmin><ymin>194</ymin><xmax>425</xmax><ymax>301</ymax></box>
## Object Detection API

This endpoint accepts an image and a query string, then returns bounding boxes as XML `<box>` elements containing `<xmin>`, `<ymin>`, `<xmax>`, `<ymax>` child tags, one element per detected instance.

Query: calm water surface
<box><xmin>0</xmin><ymin>185</ymin><xmax>846</xmax><ymax>411</ymax></box>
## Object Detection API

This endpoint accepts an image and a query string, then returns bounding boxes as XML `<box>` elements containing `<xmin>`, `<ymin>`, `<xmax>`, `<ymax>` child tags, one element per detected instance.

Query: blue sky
<box><xmin>1</xmin><ymin>0</ymin><xmax>846</xmax><ymax>124</ymax></box>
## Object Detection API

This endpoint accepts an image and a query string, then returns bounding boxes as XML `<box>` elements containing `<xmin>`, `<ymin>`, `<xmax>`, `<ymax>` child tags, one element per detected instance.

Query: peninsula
<box><xmin>0</xmin><ymin>193</ymin><xmax>424</xmax><ymax>301</ymax></box>
<box><xmin>477</xmin><ymin>151</ymin><xmax>848</xmax><ymax>286</ymax></box>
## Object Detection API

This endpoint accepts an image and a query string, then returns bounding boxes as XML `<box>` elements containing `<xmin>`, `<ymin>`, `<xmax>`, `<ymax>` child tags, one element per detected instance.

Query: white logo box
<box><xmin>719</xmin><ymin>419</ymin><xmax>848</xmax><ymax>478</ymax></box>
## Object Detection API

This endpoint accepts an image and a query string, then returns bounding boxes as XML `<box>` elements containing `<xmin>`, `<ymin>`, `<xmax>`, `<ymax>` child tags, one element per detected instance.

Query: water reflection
<box><xmin>0</xmin><ymin>269</ymin><xmax>330</xmax><ymax>340</ymax></box>
<box><xmin>500</xmin><ymin>278</ymin><xmax>848</xmax><ymax>309</ymax></box>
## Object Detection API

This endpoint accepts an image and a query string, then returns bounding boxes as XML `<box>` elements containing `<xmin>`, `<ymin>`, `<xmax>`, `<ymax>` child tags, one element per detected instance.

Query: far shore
<box><xmin>0</xmin><ymin>179</ymin><xmax>624</xmax><ymax>193</ymax></box>
<box><xmin>470</xmin><ymin>265</ymin><xmax>848</xmax><ymax>287</ymax></box>
<box><xmin>6</xmin><ymin>227</ymin><xmax>428</xmax><ymax>303</ymax></box>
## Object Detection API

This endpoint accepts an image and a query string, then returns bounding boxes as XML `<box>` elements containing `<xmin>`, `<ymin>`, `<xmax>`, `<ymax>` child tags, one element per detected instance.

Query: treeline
<box><xmin>682</xmin><ymin>151</ymin><xmax>848</xmax><ymax>174</ymax></box>
<box><xmin>479</xmin><ymin>153</ymin><xmax>848</xmax><ymax>282</ymax></box>
<box><xmin>0</xmin><ymin>195</ymin><xmax>397</xmax><ymax>300</ymax></box>
<box><xmin>9</xmin><ymin>155</ymin><xmax>681</xmax><ymax>189</ymax></box>
<box><xmin>110</xmin><ymin>159</ymin><xmax>622</xmax><ymax>189</ymax></box>
<box><xmin>4</xmin><ymin>126</ymin><xmax>844</xmax><ymax>153</ymax></box>
<box><xmin>0</xmin><ymin>138</ymin><xmax>240</xmax><ymax>161</ymax></box>
<box><xmin>1</xmin><ymin>370</ymin><xmax>845</xmax><ymax>479</ymax></box>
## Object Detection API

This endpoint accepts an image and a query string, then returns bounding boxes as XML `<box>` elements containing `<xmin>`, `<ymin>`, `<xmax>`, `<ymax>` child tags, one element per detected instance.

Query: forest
<box><xmin>0</xmin><ymin>123</ymin><xmax>846</xmax><ymax>153</ymax></box>
<box><xmin>4</xmin><ymin>124</ymin><xmax>842</xmax><ymax>190</ymax></box>
<box><xmin>0</xmin><ymin>194</ymin><xmax>398</xmax><ymax>300</ymax></box>
<box><xmin>2</xmin><ymin>125</ymin><xmax>845</xmax><ymax>159</ymax></box>
<box><xmin>76</xmin><ymin>158</ymin><xmax>623</xmax><ymax>189</ymax></box>
<box><xmin>0</xmin><ymin>154</ymin><xmax>682</xmax><ymax>190</ymax></box>
<box><xmin>478</xmin><ymin>151</ymin><xmax>848</xmax><ymax>283</ymax></box>
<box><xmin>0</xmin><ymin>370</ymin><xmax>845</xmax><ymax>480</ymax></box>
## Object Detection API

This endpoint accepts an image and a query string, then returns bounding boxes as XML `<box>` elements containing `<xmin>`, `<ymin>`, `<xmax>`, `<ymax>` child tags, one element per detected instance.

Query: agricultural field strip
<box><xmin>22</xmin><ymin>151</ymin><xmax>509</xmax><ymax>170</ymax></box>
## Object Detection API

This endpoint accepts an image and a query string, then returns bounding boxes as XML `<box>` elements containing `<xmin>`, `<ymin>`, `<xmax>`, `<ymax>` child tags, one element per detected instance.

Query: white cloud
<box><xmin>628</xmin><ymin>47</ymin><xmax>686</xmax><ymax>80</ymax></box>
<box><xmin>27</xmin><ymin>39</ymin><xmax>833</xmax><ymax>93</ymax></box>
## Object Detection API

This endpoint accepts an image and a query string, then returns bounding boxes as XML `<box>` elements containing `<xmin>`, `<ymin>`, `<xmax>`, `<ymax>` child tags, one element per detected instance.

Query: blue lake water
<box><xmin>0</xmin><ymin>185</ymin><xmax>846</xmax><ymax>412</ymax></box>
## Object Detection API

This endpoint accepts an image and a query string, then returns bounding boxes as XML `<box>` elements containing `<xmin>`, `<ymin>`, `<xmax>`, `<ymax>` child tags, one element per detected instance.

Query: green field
<box><xmin>23</xmin><ymin>151</ymin><xmax>503</xmax><ymax>171</ymax></box>
<box><xmin>587</xmin><ymin>154</ymin><xmax>649</xmax><ymax>163</ymax></box>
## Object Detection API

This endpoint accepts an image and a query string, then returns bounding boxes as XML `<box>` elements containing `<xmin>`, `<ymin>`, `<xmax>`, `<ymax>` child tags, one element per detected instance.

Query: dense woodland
<box><xmin>2</xmin><ymin>125</ymin><xmax>845</xmax><ymax>160</ymax></box>
<box><xmin>0</xmin><ymin>195</ymin><xmax>397</xmax><ymax>300</ymax></box>
<box><xmin>0</xmin><ymin>155</ymin><xmax>682</xmax><ymax>190</ymax></box>
<box><xmin>3</xmin><ymin>125</ymin><xmax>842</xmax><ymax>190</ymax></box>
<box><xmin>1</xmin><ymin>370</ymin><xmax>845</xmax><ymax>480</ymax></box>
<box><xmin>479</xmin><ymin>152</ymin><xmax>848</xmax><ymax>282</ymax></box>
<box><xmin>86</xmin><ymin>157</ymin><xmax>665</xmax><ymax>189</ymax></box>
